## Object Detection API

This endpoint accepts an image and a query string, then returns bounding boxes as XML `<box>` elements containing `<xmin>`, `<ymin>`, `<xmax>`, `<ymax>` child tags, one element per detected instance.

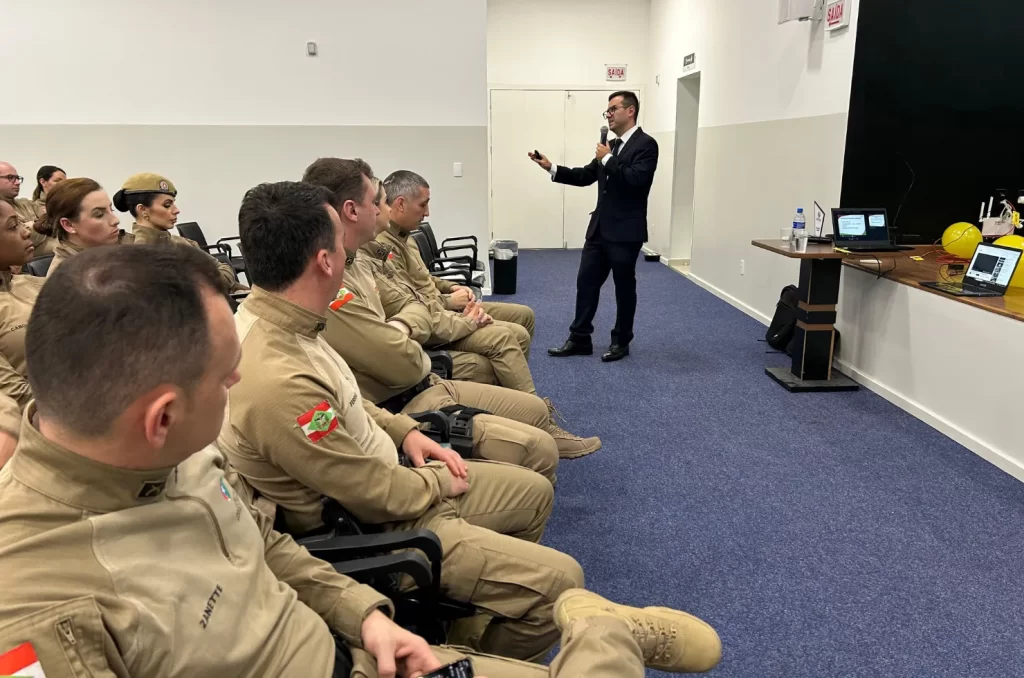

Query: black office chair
<box><xmin>177</xmin><ymin>222</ymin><xmax>246</xmax><ymax>277</ymax></box>
<box><xmin>417</xmin><ymin>223</ymin><xmax>484</xmax><ymax>273</ymax></box>
<box><xmin>22</xmin><ymin>255</ymin><xmax>54</xmax><ymax>277</ymax></box>
<box><xmin>293</xmin><ymin>498</ymin><xmax>476</xmax><ymax>645</ymax></box>
<box><xmin>410</xmin><ymin>231</ymin><xmax>484</xmax><ymax>295</ymax></box>
<box><xmin>425</xmin><ymin>350</ymin><xmax>453</xmax><ymax>379</ymax></box>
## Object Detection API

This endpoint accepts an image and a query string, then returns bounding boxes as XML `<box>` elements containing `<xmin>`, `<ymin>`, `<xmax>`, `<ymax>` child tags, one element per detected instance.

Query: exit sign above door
<box><xmin>605</xmin><ymin>64</ymin><xmax>627</xmax><ymax>81</ymax></box>
<box><xmin>825</xmin><ymin>0</ymin><xmax>850</xmax><ymax>31</ymax></box>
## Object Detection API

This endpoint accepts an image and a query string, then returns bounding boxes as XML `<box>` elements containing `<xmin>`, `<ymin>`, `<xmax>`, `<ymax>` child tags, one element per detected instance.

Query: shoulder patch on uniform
<box><xmin>297</xmin><ymin>401</ymin><xmax>340</xmax><ymax>442</ymax></box>
<box><xmin>329</xmin><ymin>287</ymin><xmax>355</xmax><ymax>311</ymax></box>
<box><xmin>0</xmin><ymin>642</ymin><xmax>47</xmax><ymax>677</ymax></box>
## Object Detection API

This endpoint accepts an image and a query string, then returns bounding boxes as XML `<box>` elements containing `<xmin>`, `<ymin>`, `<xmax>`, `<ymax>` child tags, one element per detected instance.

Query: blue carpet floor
<box><xmin>489</xmin><ymin>250</ymin><xmax>1024</xmax><ymax>677</ymax></box>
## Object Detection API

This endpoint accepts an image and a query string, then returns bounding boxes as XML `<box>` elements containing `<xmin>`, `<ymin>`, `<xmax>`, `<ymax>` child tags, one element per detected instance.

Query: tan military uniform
<box><xmin>356</xmin><ymin>242</ymin><xmax>496</xmax><ymax>385</ymax></box>
<box><xmin>0</xmin><ymin>414</ymin><xmax>661</xmax><ymax>678</ymax></box>
<box><xmin>431</xmin><ymin>274</ymin><xmax>537</xmax><ymax>338</ymax></box>
<box><xmin>323</xmin><ymin>251</ymin><xmax>557</xmax><ymax>482</ymax></box>
<box><xmin>378</xmin><ymin>226</ymin><xmax>533</xmax><ymax>354</ymax></box>
<box><xmin>46</xmin><ymin>239</ymin><xmax>83</xmax><ymax>277</ymax></box>
<box><xmin>0</xmin><ymin>272</ymin><xmax>41</xmax><ymax>434</ymax></box>
<box><xmin>219</xmin><ymin>287</ymin><xmax>584</xmax><ymax>661</ymax></box>
<box><xmin>124</xmin><ymin>224</ymin><xmax>246</xmax><ymax>293</ymax></box>
<box><xmin>13</xmin><ymin>197</ymin><xmax>57</xmax><ymax>256</ymax></box>
<box><xmin>369</xmin><ymin>236</ymin><xmax>538</xmax><ymax>395</ymax></box>
<box><xmin>0</xmin><ymin>408</ymin><xmax>393</xmax><ymax>677</ymax></box>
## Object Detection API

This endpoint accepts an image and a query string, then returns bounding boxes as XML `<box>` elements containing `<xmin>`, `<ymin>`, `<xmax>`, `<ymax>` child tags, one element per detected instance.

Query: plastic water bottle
<box><xmin>792</xmin><ymin>208</ymin><xmax>807</xmax><ymax>251</ymax></box>
<box><xmin>792</xmin><ymin>208</ymin><xmax>806</xmax><ymax>236</ymax></box>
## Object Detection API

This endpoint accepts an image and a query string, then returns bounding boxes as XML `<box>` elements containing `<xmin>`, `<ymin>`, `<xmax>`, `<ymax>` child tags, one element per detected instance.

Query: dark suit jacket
<box><xmin>553</xmin><ymin>127</ymin><xmax>659</xmax><ymax>243</ymax></box>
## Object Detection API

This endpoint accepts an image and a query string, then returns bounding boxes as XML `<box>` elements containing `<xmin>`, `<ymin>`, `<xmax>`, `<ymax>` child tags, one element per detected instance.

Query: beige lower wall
<box><xmin>688</xmin><ymin>113</ymin><xmax>850</xmax><ymax>318</ymax></box>
<box><xmin>1</xmin><ymin>125</ymin><xmax>488</xmax><ymax>265</ymax></box>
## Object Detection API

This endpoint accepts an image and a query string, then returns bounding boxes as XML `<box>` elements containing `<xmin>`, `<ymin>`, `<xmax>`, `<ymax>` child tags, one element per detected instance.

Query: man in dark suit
<box><xmin>530</xmin><ymin>91</ymin><xmax>658</xmax><ymax>362</ymax></box>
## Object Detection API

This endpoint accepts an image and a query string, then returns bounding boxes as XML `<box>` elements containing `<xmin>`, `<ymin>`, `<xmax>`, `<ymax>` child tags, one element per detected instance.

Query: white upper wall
<box><xmin>1</xmin><ymin>0</ymin><xmax>487</xmax><ymax>127</ymax></box>
<box><xmin>647</xmin><ymin>0</ymin><xmax>859</xmax><ymax>131</ymax></box>
<box><xmin>487</xmin><ymin>0</ymin><xmax>650</xmax><ymax>90</ymax></box>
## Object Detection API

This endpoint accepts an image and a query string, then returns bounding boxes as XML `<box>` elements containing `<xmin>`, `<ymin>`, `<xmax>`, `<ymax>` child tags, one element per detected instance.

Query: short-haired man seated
<box><xmin>379</xmin><ymin>171</ymin><xmax>539</xmax><ymax>391</ymax></box>
<box><xmin>381</xmin><ymin>169</ymin><xmax>535</xmax><ymax>338</ymax></box>
<box><xmin>219</xmin><ymin>180</ymin><xmax>583</xmax><ymax>661</ymax></box>
<box><xmin>0</xmin><ymin>244</ymin><xmax>722</xmax><ymax>677</ymax></box>
<box><xmin>302</xmin><ymin>157</ymin><xmax>596</xmax><ymax>475</ymax></box>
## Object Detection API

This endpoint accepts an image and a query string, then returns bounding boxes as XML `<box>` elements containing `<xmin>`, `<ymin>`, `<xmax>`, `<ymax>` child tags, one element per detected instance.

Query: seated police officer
<box><xmin>301</xmin><ymin>157</ymin><xmax>562</xmax><ymax>481</ymax></box>
<box><xmin>0</xmin><ymin>221</ymin><xmax>721</xmax><ymax>678</ymax></box>
<box><xmin>218</xmin><ymin>180</ymin><xmax>583</xmax><ymax>662</ymax></box>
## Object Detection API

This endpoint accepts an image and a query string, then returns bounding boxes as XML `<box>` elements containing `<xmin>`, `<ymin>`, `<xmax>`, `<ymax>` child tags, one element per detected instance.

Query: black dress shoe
<box><xmin>548</xmin><ymin>340</ymin><xmax>594</xmax><ymax>357</ymax></box>
<box><xmin>601</xmin><ymin>344</ymin><xmax>630</xmax><ymax>362</ymax></box>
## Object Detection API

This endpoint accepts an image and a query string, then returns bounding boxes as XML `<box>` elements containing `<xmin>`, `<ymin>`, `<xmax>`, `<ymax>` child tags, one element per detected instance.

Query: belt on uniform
<box><xmin>378</xmin><ymin>376</ymin><xmax>433</xmax><ymax>414</ymax></box>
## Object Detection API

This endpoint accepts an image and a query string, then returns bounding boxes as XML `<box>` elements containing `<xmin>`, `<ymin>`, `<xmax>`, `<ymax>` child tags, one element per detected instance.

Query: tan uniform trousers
<box><xmin>385</xmin><ymin>461</ymin><xmax>584</xmax><ymax>662</ymax></box>
<box><xmin>433</xmin><ymin>323</ymin><xmax>536</xmax><ymax>395</ymax></box>
<box><xmin>481</xmin><ymin>301</ymin><xmax>536</xmax><ymax>340</ymax></box>
<box><xmin>351</xmin><ymin>617</ymin><xmax>645</xmax><ymax>678</ymax></box>
<box><xmin>450</xmin><ymin>350</ymin><xmax>497</xmax><ymax>385</ymax></box>
<box><xmin>403</xmin><ymin>380</ymin><xmax>556</xmax><ymax>483</ymax></box>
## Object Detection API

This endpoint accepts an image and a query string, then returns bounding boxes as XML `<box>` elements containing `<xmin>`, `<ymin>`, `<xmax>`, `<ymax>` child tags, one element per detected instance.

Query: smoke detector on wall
<box><xmin>778</xmin><ymin>0</ymin><xmax>823</xmax><ymax>23</ymax></box>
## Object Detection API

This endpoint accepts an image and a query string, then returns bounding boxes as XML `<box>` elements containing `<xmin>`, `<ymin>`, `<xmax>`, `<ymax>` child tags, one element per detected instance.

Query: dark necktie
<box><xmin>611</xmin><ymin>138</ymin><xmax>623</xmax><ymax>156</ymax></box>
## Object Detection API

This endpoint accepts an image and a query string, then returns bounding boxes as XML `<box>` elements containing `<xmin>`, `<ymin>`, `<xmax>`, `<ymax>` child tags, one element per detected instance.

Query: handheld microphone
<box><xmin>600</xmin><ymin>126</ymin><xmax>609</xmax><ymax>145</ymax></box>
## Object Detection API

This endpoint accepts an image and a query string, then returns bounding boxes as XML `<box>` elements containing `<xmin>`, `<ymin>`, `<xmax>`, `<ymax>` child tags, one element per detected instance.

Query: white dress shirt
<box><xmin>549</xmin><ymin>123</ymin><xmax>639</xmax><ymax>178</ymax></box>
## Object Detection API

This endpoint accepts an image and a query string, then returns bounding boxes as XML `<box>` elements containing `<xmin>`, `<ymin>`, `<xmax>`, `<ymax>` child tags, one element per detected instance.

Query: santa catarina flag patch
<box><xmin>297</xmin><ymin>401</ymin><xmax>339</xmax><ymax>442</ymax></box>
<box><xmin>0</xmin><ymin>642</ymin><xmax>47</xmax><ymax>677</ymax></box>
<box><xmin>329</xmin><ymin>287</ymin><xmax>355</xmax><ymax>311</ymax></box>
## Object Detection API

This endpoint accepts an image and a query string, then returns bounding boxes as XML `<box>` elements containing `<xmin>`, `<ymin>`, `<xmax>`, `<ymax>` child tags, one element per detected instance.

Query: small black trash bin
<box><xmin>492</xmin><ymin>240</ymin><xmax>519</xmax><ymax>295</ymax></box>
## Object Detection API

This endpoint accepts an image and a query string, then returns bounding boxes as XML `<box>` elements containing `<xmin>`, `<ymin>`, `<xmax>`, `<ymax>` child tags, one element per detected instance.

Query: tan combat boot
<box><xmin>554</xmin><ymin>589</ymin><xmax>722</xmax><ymax>673</ymax></box>
<box><xmin>542</xmin><ymin>397</ymin><xmax>601</xmax><ymax>459</ymax></box>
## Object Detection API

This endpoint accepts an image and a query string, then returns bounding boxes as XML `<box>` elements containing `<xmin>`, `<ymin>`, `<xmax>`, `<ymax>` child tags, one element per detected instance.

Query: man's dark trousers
<box><xmin>569</xmin><ymin>234</ymin><xmax>643</xmax><ymax>347</ymax></box>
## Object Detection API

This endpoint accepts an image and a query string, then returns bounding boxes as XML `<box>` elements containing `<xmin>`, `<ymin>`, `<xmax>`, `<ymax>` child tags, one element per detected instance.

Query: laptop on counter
<box><xmin>920</xmin><ymin>242</ymin><xmax>1022</xmax><ymax>298</ymax></box>
<box><xmin>831</xmin><ymin>208</ymin><xmax>914</xmax><ymax>252</ymax></box>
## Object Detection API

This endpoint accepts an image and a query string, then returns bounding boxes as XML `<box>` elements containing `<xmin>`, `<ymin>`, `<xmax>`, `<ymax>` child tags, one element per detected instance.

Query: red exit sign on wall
<box><xmin>825</xmin><ymin>0</ymin><xmax>851</xmax><ymax>31</ymax></box>
<box><xmin>605</xmin><ymin>64</ymin><xmax>627</xmax><ymax>82</ymax></box>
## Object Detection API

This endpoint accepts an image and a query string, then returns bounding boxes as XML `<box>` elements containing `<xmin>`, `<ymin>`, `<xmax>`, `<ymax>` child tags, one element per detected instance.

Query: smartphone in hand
<box><xmin>422</xmin><ymin>658</ymin><xmax>474</xmax><ymax>678</ymax></box>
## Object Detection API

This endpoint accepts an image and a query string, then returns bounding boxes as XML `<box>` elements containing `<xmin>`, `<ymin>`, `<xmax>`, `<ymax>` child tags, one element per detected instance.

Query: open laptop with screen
<box><xmin>920</xmin><ymin>242</ymin><xmax>1022</xmax><ymax>297</ymax></box>
<box><xmin>831</xmin><ymin>208</ymin><xmax>911</xmax><ymax>252</ymax></box>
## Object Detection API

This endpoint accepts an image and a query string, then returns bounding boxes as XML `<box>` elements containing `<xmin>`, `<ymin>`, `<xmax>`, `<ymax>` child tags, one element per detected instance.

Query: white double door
<box><xmin>490</xmin><ymin>89</ymin><xmax>621</xmax><ymax>249</ymax></box>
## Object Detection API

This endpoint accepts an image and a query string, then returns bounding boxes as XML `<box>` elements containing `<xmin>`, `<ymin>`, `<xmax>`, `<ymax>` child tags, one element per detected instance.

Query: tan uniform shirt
<box><xmin>218</xmin><ymin>287</ymin><xmax>452</xmax><ymax>535</ymax></box>
<box><xmin>13</xmin><ymin>197</ymin><xmax>44</xmax><ymax>226</ymax></box>
<box><xmin>376</xmin><ymin>226</ymin><xmax>457</xmax><ymax>310</ymax></box>
<box><xmin>361</xmin><ymin>241</ymin><xmax>478</xmax><ymax>345</ymax></box>
<box><xmin>0</xmin><ymin>272</ymin><xmax>41</xmax><ymax>434</ymax></box>
<box><xmin>323</xmin><ymin>252</ymin><xmax>434</xmax><ymax>404</ymax></box>
<box><xmin>124</xmin><ymin>224</ymin><xmax>244</xmax><ymax>293</ymax></box>
<box><xmin>46</xmin><ymin>239</ymin><xmax>83</xmax><ymax>278</ymax></box>
<box><xmin>0</xmin><ymin>408</ymin><xmax>392</xmax><ymax>678</ymax></box>
<box><xmin>13</xmin><ymin>198</ymin><xmax>57</xmax><ymax>255</ymax></box>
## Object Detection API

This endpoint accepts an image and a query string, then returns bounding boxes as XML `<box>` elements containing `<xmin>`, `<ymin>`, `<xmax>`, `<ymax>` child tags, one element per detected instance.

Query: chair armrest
<box><xmin>432</xmin><ymin>268</ymin><xmax>473</xmax><ymax>286</ymax></box>
<box><xmin>437</xmin><ymin>243</ymin><xmax>478</xmax><ymax>263</ymax></box>
<box><xmin>199</xmin><ymin>243</ymin><xmax>233</xmax><ymax>259</ymax></box>
<box><xmin>300</xmin><ymin>529</ymin><xmax>443</xmax><ymax>590</ymax></box>
<box><xmin>424</xmin><ymin>350</ymin><xmax>453</xmax><ymax>379</ymax></box>
<box><xmin>441</xmin><ymin>235</ymin><xmax>478</xmax><ymax>248</ymax></box>
<box><xmin>332</xmin><ymin>551</ymin><xmax>433</xmax><ymax>591</ymax></box>
<box><xmin>407</xmin><ymin>410</ymin><xmax>450</xmax><ymax>440</ymax></box>
<box><xmin>216</xmin><ymin>236</ymin><xmax>243</xmax><ymax>258</ymax></box>
<box><xmin>431</xmin><ymin>255</ymin><xmax>475</xmax><ymax>268</ymax></box>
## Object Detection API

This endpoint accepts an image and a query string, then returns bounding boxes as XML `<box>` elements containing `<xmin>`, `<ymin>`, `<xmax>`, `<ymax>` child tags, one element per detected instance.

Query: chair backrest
<box><xmin>23</xmin><ymin>254</ymin><xmax>54</xmax><ymax>277</ymax></box>
<box><xmin>418</xmin><ymin>223</ymin><xmax>440</xmax><ymax>256</ymax></box>
<box><xmin>410</xmin><ymin>230</ymin><xmax>435</xmax><ymax>266</ymax></box>
<box><xmin>175</xmin><ymin>222</ymin><xmax>209</xmax><ymax>248</ymax></box>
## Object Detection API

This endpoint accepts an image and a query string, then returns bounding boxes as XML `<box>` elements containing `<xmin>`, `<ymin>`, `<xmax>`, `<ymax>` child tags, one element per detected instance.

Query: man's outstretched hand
<box><xmin>528</xmin><ymin>151</ymin><xmax>552</xmax><ymax>172</ymax></box>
